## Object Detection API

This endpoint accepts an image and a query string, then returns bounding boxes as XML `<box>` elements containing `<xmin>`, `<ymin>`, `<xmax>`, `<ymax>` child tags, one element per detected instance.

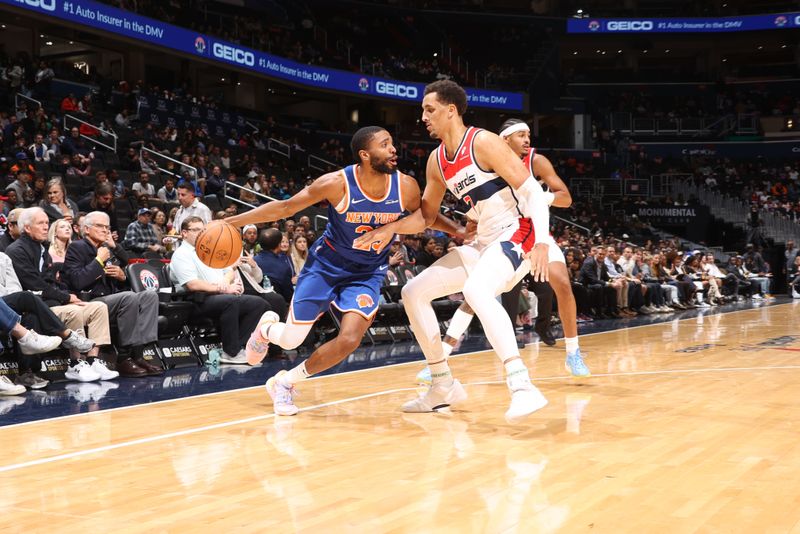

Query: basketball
<box><xmin>195</xmin><ymin>221</ymin><xmax>243</xmax><ymax>269</ymax></box>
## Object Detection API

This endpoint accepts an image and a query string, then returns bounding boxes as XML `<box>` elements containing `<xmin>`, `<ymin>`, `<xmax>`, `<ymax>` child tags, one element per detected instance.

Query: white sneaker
<box><xmin>265</xmin><ymin>370</ymin><xmax>299</xmax><ymax>416</ymax></box>
<box><xmin>505</xmin><ymin>382</ymin><xmax>548</xmax><ymax>423</ymax></box>
<box><xmin>61</xmin><ymin>330</ymin><xmax>95</xmax><ymax>353</ymax></box>
<box><xmin>17</xmin><ymin>329</ymin><xmax>63</xmax><ymax>355</ymax></box>
<box><xmin>65</xmin><ymin>360</ymin><xmax>101</xmax><ymax>382</ymax></box>
<box><xmin>90</xmin><ymin>359</ymin><xmax>119</xmax><ymax>380</ymax></box>
<box><xmin>220</xmin><ymin>351</ymin><xmax>249</xmax><ymax>365</ymax></box>
<box><xmin>0</xmin><ymin>375</ymin><xmax>26</xmax><ymax>396</ymax></box>
<box><xmin>401</xmin><ymin>379</ymin><xmax>467</xmax><ymax>413</ymax></box>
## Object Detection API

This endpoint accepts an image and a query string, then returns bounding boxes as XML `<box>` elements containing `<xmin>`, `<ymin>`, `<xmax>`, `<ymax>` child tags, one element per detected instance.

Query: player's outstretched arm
<box><xmin>226</xmin><ymin>172</ymin><xmax>344</xmax><ymax>228</ymax></box>
<box><xmin>353</xmin><ymin>156</ymin><xmax>449</xmax><ymax>253</ymax></box>
<box><xmin>533</xmin><ymin>153</ymin><xmax>572</xmax><ymax>208</ymax></box>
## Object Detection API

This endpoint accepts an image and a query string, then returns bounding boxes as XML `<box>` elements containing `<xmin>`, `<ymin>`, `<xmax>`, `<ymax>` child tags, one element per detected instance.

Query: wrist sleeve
<box><xmin>514</xmin><ymin>177</ymin><xmax>550</xmax><ymax>244</ymax></box>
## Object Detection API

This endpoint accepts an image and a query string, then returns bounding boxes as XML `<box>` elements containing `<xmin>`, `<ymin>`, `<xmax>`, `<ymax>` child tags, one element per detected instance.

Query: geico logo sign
<box><xmin>607</xmin><ymin>20</ymin><xmax>653</xmax><ymax>31</ymax></box>
<box><xmin>212</xmin><ymin>43</ymin><xmax>255</xmax><ymax>66</ymax></box>
<box><xmin>15</xmin><ymin>0</ymin><xmax>56</xmax><ymax>11</ymax></box>
<box><xmin>375</xmin><ymin>81</ymin><xmax>418</xmax><ymax>98</ymax></box>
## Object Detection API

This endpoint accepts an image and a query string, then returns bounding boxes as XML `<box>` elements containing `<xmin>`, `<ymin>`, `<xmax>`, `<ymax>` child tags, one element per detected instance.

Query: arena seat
<box><xmin>126</xmin><ymin>262</ymin><xmax>195</xmax><ymax>339</ymax></box>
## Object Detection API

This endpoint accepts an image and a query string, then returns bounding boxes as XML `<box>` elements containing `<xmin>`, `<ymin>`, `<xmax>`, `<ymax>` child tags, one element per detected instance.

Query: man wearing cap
<box><xmin>11</xmin><ymin>153</ymin><xmax>35</xmax><ymax>175</ymax></box>
<box><xmin>63</xmin><ymin>211</ymin><xmax>161</xmax><ymax>377</ymax></box>
<box><xmin>122</xmin><ymin>208</ymin><xmax>163</xmax><ymax>256</ymax></box>
<box><xmin>6</xmin><ymin>170</ymin><xmax>32</xmax><ymax>201</ymax></box>
<box><xmin>0</xmin><ymin>208</ymin><xmax>23</xmax><ymax>252</ymax></box>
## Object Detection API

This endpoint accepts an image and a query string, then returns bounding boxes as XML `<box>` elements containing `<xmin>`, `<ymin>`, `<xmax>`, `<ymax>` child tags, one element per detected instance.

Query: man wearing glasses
<box><xmin>169</xmin><ymin>216</ymin><xmax>269</xmax><ymax>364</ymax></box>
<box><xmin>63</xmin><ymin>211</ymin><xmax>162</xmax><ymax>377</ymax></box>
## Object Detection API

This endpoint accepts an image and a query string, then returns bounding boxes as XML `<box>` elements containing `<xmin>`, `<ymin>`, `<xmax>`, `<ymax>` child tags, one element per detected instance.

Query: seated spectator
<box><xmin>77</xmin><ymin>183</ymin><xmax>119</xmax><ymax>239</ymax></box>
<box><xmin>254</xmin><ymin>228</ymin><xmax>294</xmax><ymax>303</ymax></box>
<box><xmin>63</xmin><ymin>211</ymin><xmax>162</xmax><ymax>377</ymax></box>
<box><xmin>205</xmin><ymin>165</ymin><xmax>226</xmax><ymax>197</ymax></box>
<box><xmin>173</xmin><ymin>182</ymin><xmax>212</xmax><ymax>231</ymax></box>
<box><xmin>47</xmin><ymin>218</ymin><xmax>72</xmax><ymax>264</ymax></box>
<box><xmin>60</xmin><ymin>127</ymin><xmax>93</xmax><ymax>160</ymax></box>
<box><xmin>7</xmin><ymin>207</ymin><xmax>115</xmax><ymax>382</ymax></box>
<box><xmin>0</xmin><ymin>208</ymin><xmax>23</xmax><ymax>252</ymax></box>
<box><xmin>60</xmin><ymin>93</ymin><xmax>79</xmax><ymax>113</ymax></box>
<box><xmin>132</xmin><ymin>171</ymin><xmax>158</xmax><ymax>205</ymax></box>
<box><xmin>157</xmin><ymin>177</ymin><xmax>178</xmax><ymax>205</ymax></box>
<box><xmin>41</xmin><ymin>178</ymin><xmax>80</xmax><ymax>224</ymax></box>
<box><xmin>122</xmin><ymin>208</ymin><xmax>163</xmax><ymax>257</ymax></box>
<box><xmin>152</xmin><ymin>208</ymin><xmax>167</xmax><ymax>243</ymax></box>
<box><xmin>169</xmin><ymin>216</ymin><xmax>269</xmax><ymax>364</ymax></box>
<box><xmin>242</xmin><ymin>224</ymin><xmax>260</xmax><ymax>255</ymax></box>
<box><xmin>415</xmin><ymin>237</ymin><xmax>441</xmax><ymax>267</ymax></box>
<box><xmin>290</xmin><ymin>235</ymin><xmax>308</xmax><ymax>274</ymax></box>
<box><xmin>6</xmin><ymin>170</ymin><xmax>32</xmax><ymax>201</ymax></box>
<box><xmin>66</xmin><ymin>154</ymin><xmax>92</xmax><ymax>178</ymax></box>
<box><xmin>0</xmin><ymin>251</ymin><xmax>96</xmax><ymax>390</ymax></box>
<box><xmin>28</xmin><ymin>133</ymin><xmax>50</xmax><ymax>163</ymax></box>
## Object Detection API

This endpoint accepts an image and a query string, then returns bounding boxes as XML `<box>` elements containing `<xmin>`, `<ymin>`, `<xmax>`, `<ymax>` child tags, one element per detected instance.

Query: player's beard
<box><xmin>371</xmin><ymin>155</ymin><xmax>397</xmax><ymax>175</ymax></box>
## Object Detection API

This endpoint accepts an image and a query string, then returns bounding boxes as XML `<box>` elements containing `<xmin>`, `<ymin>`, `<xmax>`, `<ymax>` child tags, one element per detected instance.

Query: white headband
<box><xmin>242</xmin><ymin>224</ymin><xmax>257</xmax><ymax>234</ymax></box>
<box><xmin>499</xmin><ymin>122</ymin><xmax>530</xmax><ymax>138</ymax></box>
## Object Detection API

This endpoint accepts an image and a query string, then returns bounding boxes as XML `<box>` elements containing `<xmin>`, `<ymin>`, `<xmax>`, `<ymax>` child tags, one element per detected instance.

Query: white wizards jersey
<box><xmin>435</xmin><ymin>126</ymin><xmax>522</xmax><ymax>246</ymax></box>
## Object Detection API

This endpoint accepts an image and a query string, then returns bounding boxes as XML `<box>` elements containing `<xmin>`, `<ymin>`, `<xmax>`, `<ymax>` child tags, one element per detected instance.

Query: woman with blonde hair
<box><xmin>290</xmin><ymin>234</ymin><xmax>308</xmax><ymax>275</ymax></box>
<box><xmin>40</xmin><ymin>178</ymin><xmax>79</xmax><ymax>224</ymax></box>
<box><xmin>47</xmin><ymin>218</ymin><xmax>73</xmax><ymax>264</ymax></box>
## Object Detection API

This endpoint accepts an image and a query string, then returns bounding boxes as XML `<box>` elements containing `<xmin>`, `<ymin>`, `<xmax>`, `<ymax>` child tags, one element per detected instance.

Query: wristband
<box><xmin>543</xmin><ymin>191</ymin><xmax>555</xmax><ymax>206</ymax></box>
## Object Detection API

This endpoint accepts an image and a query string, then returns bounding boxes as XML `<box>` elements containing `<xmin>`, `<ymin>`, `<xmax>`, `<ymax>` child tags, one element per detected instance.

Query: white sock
<box><xmin>441</xmin><ymin>342</ymin><xmax>454</xmax><ymax>358</ymax></box>
<box><xmin>445</xmin><ymin>308</ymin><xmax>474</xmax><ymax>343</ymax></box>
<box><xmin>429</xmin><ymin>360</ymin><xmax>453</xmax><ymax>385</ymax></box>
<box><xmin>565</xmin><ymin>337</ymin><xmax>579</xmax><ymax>355</ymax></box>
<box><xmin>504</xmin><ymin>358</ymin><xmax>531</xmax><ymax>387</ymax></box>
<box><xmin>280</xmin><ymin>362</ymin><xmax>310</xmax><ymax>386</ymax></box>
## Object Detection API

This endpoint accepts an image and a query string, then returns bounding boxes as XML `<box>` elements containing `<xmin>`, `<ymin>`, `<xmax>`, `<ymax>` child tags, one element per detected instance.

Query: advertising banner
<box><xmin>1</xmin><ymin>0</ymin><xmax>524</xmax><ymax>110</ymax></box>
<box><xmin>568</xmin><ymin>13</ymin><xmax>800</xmax><ymax>33</ymax></box>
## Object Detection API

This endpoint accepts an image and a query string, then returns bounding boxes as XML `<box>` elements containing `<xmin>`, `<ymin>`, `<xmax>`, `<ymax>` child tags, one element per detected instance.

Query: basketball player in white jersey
<box><xmin>419</xmin><ymin>119</ymin><xmax>590</xmax><ymax>380</ymax></box>
<box><xmin>355</xmin><ymin>80</ymin><xmax>555</xmax><ymax>422</ymax></box>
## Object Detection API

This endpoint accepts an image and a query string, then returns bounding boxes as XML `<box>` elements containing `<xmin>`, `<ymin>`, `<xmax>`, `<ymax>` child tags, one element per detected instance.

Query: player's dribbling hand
<box><xmin>353</xmin><ymin>225</ymin><xmax>394</xmax><ymax>253</ymax></box>
<box><xmin>526</xmin><ymin>243</ymin><xmax>550</xmax><ymax>282</ymax></box>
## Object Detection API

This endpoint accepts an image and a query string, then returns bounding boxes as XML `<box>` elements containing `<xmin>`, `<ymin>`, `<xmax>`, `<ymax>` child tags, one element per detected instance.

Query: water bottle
<box><xmin>207</xmin><ymin>348</ymin><xmax>221</xmax><ymax>367</ymax></box>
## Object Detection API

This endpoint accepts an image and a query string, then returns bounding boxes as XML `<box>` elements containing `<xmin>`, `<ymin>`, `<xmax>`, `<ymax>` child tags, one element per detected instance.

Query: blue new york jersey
<box><xmin>320</xmin><ymin>164</ymin><xmax>405</xmax><ymax>269</ymax></box>
<box><xmin>291</xmin><ymin>165</ymin><xmax>406</xmax><ymax>322</ymax></box>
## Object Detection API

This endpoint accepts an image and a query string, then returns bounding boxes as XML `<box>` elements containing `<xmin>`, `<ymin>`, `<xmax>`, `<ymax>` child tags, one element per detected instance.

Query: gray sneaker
<box><xmin>15</xmin><ymin>372</ymin><xmax>49</xmax><ymax>390</ymax></box>
<box><xmin>61</xmin><ymin>330</ymin><xmax>96</xmax><ymax>353</ymax></box>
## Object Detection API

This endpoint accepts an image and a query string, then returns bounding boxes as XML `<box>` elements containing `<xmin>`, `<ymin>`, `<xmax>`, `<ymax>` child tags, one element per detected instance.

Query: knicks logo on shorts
<box><xmin>356</xmin><ymin>294</ymin><xmax>375</xmax><ymax>309</ymax></box>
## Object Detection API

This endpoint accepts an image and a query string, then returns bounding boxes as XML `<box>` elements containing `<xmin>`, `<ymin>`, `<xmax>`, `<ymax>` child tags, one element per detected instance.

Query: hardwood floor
<box><xmin>2</xmin><ymin>302</ymin><xmax>799</xmax><ymax>533</ymax></box>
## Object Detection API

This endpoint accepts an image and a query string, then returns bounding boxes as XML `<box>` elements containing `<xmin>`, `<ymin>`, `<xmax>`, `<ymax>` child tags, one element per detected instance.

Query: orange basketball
<box><xmin>195</xmin><ymin>221</ymin><xmax>243</xmax><ymax>269</ymax></box>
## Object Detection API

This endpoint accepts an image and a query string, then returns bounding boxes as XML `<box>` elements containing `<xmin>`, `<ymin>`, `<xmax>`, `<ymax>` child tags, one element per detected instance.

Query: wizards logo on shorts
<box><xmin>588</xmin><ymin>20</ymin><xmax>601</xmax><ymax>31</ymax></box>
<box><xmin>356</xmin><ymin>294</ymin><xmax>374</xmax><ymax>309</ymax></box>
<box><xmin>358</xmin><ymin>78</ymin><xmax>369</xmax><ymax>92</ymax></box>
<box><xmin>195</xmin><ymin>37</ymin><xmax>207</xmax><ymax>54</ymax></box>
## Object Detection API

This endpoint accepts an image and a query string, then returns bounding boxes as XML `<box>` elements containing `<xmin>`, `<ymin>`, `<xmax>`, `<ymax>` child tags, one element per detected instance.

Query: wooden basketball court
<box><xmin>2</xmin><ymin>302</ymin><xmax>799</xmax><ymax>532</ymax></box>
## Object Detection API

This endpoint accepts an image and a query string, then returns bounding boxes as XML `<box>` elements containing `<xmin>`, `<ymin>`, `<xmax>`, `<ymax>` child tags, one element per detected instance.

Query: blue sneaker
<box><xmin>565</xmin><ymin>350</ymin><xmax>591</xmax><ymax>378</ymax></box>
<box><xmin>415</xmin><ymin>366</ymin><xmax>432</xmax><ymax>386</ymax></box>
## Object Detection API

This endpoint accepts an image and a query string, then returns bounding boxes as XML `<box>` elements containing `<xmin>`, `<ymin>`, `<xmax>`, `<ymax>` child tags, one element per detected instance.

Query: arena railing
<box><xmin>139</xmin><ymin>146</ymin><xmax>196</xmax><ymax>179</ymax></box>
<box><xmin>64</xmin><ymin>114</ymin><xmax>118</xmax><ymax>152</ymax></box>
<box><xmin>15</xmin><ymin>92</ymin><xmax>41</xmax><ymax>112</ymax></box>
<box><xmin>267</xmin><ymin>138</ymin><xmax>290</xmax><ymax>159</ymax></box>
<box><xmin>308</xmin><ymin>154</ymin><xmax>337</xmax><ymax>172</ymax></box>
<box><xmin>223</xmin><ymin>180</ymin><xmax>279</xmax><ymax>211</ymax></box>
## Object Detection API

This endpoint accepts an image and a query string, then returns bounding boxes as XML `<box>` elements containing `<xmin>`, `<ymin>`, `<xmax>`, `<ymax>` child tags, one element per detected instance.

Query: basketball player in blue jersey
<box><xmin>355</xmin><ymin>80</ymin><xmax>561</xmax><ymax>422</ymax></box>
<box><xmin>415</xmin><ymin>118</ymin><xmax>590</xmax><ymax>383</ymax></box>
<box><xmin>226</xmin><ymin>126</ymin><xmax>465</xmax><ymax>416</ymax></box>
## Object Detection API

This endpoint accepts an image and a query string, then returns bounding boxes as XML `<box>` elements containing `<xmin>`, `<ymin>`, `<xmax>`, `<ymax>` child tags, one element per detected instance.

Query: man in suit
<box><xmin>63</xmin><ymin>211</ymin><xmax>161</xmax><ymax>377</ymax></box>
<box><xmin>579</xmin><ymin>246</ymin><xmax>619</xmax><ymax>318</ymax></box>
